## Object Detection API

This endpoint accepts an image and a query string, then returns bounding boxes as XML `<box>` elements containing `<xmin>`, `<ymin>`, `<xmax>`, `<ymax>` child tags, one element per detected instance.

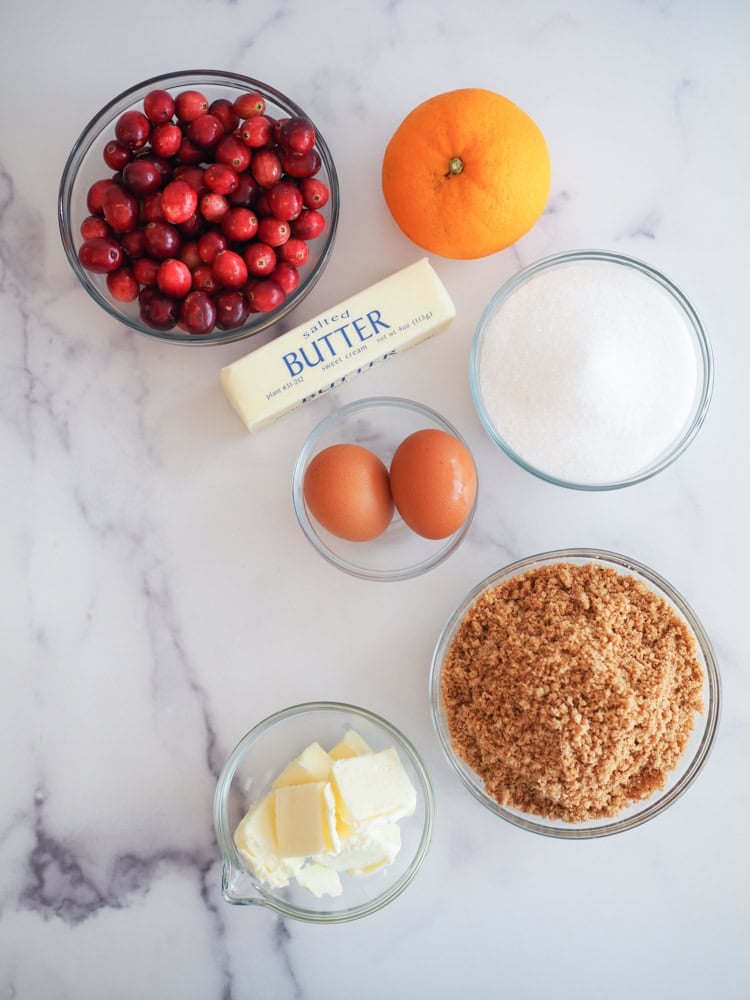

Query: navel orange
<box><xmin>381</xmin><ymin>88</ymin><xmax>551</xmax><ymax>259</ymax></box>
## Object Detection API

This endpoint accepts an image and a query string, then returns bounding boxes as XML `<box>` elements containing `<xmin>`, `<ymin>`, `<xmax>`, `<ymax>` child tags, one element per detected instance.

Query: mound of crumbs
<box><xmin>233</xmin><ymin>730</ymin><xmax>416</xmax><ymax>897</ymax></box>
<box><xmin>441</xmin><ymin>562</ymin><xmax>705</xmax><ymax>822</ymax></box>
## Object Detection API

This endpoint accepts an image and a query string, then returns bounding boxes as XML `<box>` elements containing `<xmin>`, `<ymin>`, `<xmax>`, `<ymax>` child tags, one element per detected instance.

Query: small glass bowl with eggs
<box><xmin>292</xmin><ymin>397</ymin><xmax>478</xmax><ymax>581</ymax></box>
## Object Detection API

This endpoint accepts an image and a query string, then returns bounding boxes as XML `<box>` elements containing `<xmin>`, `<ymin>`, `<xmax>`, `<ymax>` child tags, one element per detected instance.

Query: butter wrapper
<box><xmin>220</xmin><ymin>258</ymin><xmax>455</xmax><ymax>432</ymax></box>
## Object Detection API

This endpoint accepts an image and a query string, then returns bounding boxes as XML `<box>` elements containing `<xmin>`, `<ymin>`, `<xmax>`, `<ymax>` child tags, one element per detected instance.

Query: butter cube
<box><xmin>332</xmin><ymin>748</ymin><xmax>417</xmax><ymax>829</ymax></box>
<box><xmin>296</xmin><ymin>862</ymin><xmax>343</xmax><ymax>898</ymax></box>
<box><xmin>275</xmin><ymin>782</ymin><xmax>340</xmax><ymax>858</ymax></box>
<box><xmin>233</xmin><ymin>794</ymin><xmax>304</xmax><ymax>889</ymax></box>
<box><xmin>316</xmin><ymin>822</ymin><xmax>401</xmax><ymax>876</ymax></box>
<box><xmin>328</xmin><ymin>729</ymin><xmax>372</xmax><ymax>761</ymax></box>
<box><xmin>272</xmin><ymin>741</ymin><xmax>333</xmax><ymax>788</ymax></box>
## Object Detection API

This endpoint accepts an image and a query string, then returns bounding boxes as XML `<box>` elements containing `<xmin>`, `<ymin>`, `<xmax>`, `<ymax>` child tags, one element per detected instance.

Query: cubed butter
<box><xmin>220</xmin><ymin>258</ymin><xmax>455</xmax><ymax>433</ymax></box>
<box><xmin>328</xmin><ymin>729</ymin><xmax>372</xmax><ymax>761</ymax></box>
<box><xmin>233</xmin><ymin>794</ymin><xmax>304</xmax><ymax>889</ymax></box>
<box><xmin>274</xmin><ymin>781</ymin><xmax>340</xmax><ymax>858</ymax></box>
<box><xmin>296</xmin><ymin>862</ymin><xmax>343</xmax><ymax>898</ymax></box>
<box><xmin>332</xmin><ymin>748</ymin><xmax>417</xmax><ymax>829</ymax></box>
<box><xmin>272</xmin><ymin>741</ymin><xmax>333</xmax><ymax>788</ymax></box>
<box><xmin>316</xmin><ymin>822</ymin><xmax>401</xmax><ymax>876</ymax></box>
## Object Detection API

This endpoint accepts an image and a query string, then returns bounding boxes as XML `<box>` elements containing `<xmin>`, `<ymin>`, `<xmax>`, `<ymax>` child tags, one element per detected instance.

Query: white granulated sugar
<box><xmin>479</xmin><ymin>262</ymin><xmax>698</xmax><ymax>483</ymax></box>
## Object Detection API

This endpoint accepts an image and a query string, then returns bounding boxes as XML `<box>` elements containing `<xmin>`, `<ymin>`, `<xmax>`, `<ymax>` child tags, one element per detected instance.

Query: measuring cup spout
<box><xmin>222</xmin><ymin>861</ymin><xmax>264</xmax><ymax>906</ymax></box>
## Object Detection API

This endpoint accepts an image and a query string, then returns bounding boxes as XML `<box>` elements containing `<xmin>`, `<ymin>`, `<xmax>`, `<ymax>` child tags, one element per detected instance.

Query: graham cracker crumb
<box><xmin>441</xmin><ymin>563</ymin><xmax>705</xmax><ymax>823</ymax></box>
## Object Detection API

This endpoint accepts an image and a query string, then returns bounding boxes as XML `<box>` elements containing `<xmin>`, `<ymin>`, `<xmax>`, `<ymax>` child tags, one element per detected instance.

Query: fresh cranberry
<box><xmin>251</xmin><ymin>149</ymin><xmax>282</xmax><ymax>187</ymax></box>
<box><xmin>173</xmin><ymin>166</ymin><xmax>207</xmax><ymax>196</ymax></box>
<box><xmin>143</xmin><ymin>220</ymin><xmax>182</xmax><ymax>259</ymax></box>
<box><xmin>271</xmin><ymin>261</ymin><xmax>299</xmax><ymax>294</ymax></box>
<box><xmin>272</xmin><ymin>118</ymin><xmax>289</xmax><ymax>143</ymax></box>
<box><xmin>200</xmin><ymin>193</ymin><xmax>230</xmax><ymax>223</ymax></box>
<box><xmin>188</xmin><ymin>113</ymin><xmax>224</xmax><ymax>149</ymax></box>
<box><xmin>221</xmin><ymin>207</ymin><xmax>258</xmax><ymax>242</ymax></box>
<box><xmin>292</xmin><ymin>209</ymin><xmax>325</xmax><ymax>239</ymax></box>
<box><xmin>179</xmin><ymin>290</ymin><xmax>216</xmax><ymax>334</ymax></box>
<box><xmin>212</xmin><ymin>249</ymin><xmax>248</xmax><ymax>289</ymax></box>
<box><xmin>180</xmin><ymin>241</ymin><xmax>202</xmax><ymax>270</ymax></box>
<box><xmin>240</xmin><ymin>115</ymin><xmax>272</xmax><ymax>148</ymax></box>
<box><xmin>122</xmin><ymin>159</ymin><xmax>162</xmax><ymax>195</ymax></box>
<box><xmin>139</xmin><ymin>287</ymin><xmax>178</xmax><ymax>329</ymax></box>
<box><xmin>133</xmin><ymin>256</ymin><xmax>159</xmax><ymax>285</ymax></box>
<box><xmin>157</xmin><ymin>258</ymin><xmax>192</xmax><ymax>298</ymax></box>
<box><xmin>191</xmin><ymin>265</ymin><xmax>219</xmax><ymax>294</ymax></box>
<box><xmin>198</xmin><ymin>231</ymin><xmax>228</xmax><ymax>263</ymax></box>
<box><xmin>209</xmin><ymin>98</ymin><xmax>240</xmax><ymax>133</ymax></box>
<box><xmin>143</xmin><ymin>89</ymin><xmax>175</xmax><ymax>124</ymax></box>
<box><xmin>257</xmin><ymin>216</ymin><xmax>290</xmax><ymax>247</ymax></box>
<box><xmin>179</xmin><ymin>212</ymin><xmax>204</xmax><ymax>239</ymax></box>
<box><xmin>103</xmin><ymin>139</ymin><xmax>132</xmax><ymax>170</ymax></box>
<box><xmin>115</xmin><ymin>110</ymin><xmax>151</xmax><ymax>150</ymax></box>
<box><xmin>160</xmin><ymin>180</ymin><xmax>199</xmax><ymax>224</ymax></box>
<box><xmin>175</xmin><ymin>90</ymin><xmax>209</xmax><ymax>123</ymax></box>
<box><xmin>78</xmin><ymin>237</ymin><xmax>123</xmax><ymax>273</ymax></box>
<box><xmin>278</xmin><ymin>237</ymin><xmax>309</xmax><ymax>266</ymax></box>
<box><xmin>281</xmin><ymin>148</ymin><xmax>322</xmax><ymax>179</ymax></box>
<box><xmin>233</xmin><ymin>92</ymin><xmax>266</xmax><ymax>118</ymax></box>
<box><xmin>215</xmin><ymin>290</ymin><xmax>250</xmax><ymax>330</ymax></box>
<box><xmin>204</xmin><ymin>163</ymin><xmax>238</xmax><ymax>195</ymax></box>
<box><xmin>86</xmin><ymin>178</ymin><xmax>117</xmax><ymax>215</ymax></box>
<box><xmin>229</xmin><ymin>172</ymin><xmax>260</xmax><ymax>207</ymax></box>
<box><xmin>266</xmin><ymin>181</ymin><xmax>303</xmax><ymax>221</ymax></box>
<box><xmin>80</xmin><ymin>215</ymin><xmax>111</xmax><ymax>240</ymax></box>
<box><xmin>151</xmin><ymin>122</ymin><xmax>182</xmax><ymax>158</ymax></box>
<box><xmin>215</xmin><ymin>135</ymin><xmax>251</xmax><ymax>172</ymax></box>
<box><xmin>299</xmin><ymin>177</ymin><xmax>330</xmax><ymax>209</ymax></box>
<box><xmin>246</xmin><ymin>278</ymin><xmax>284</xmax><ymax>313</ymax></box>
<box><xmin>280</xmin><ymin>116</ymin><xmax>316</xmax><ymax>155</ymax></box>
<box><xmin>177</xmin><ymin>138</ymin><xmax>204</xmax><ymax>164</ymax></box>
<box><xmin>106</xmin><ymin>266</ymin><xmax>139</xmax><ymax>302</ymax></box>
<box><xmin>142</xmin><ymin>192</ymin><xmax>165</xmax><ymax>223</ymax></box>
<box><xmin>103</xmin><ymin>185</ymin><xmax>139</xmax><ymax>233</ymax></box>
<box><xmin>243</xmin><ymin>242</ymin><xmax>276</xmax><ymax>276</ymax></box>
<box><xmin>121</xmin><ymin>229</ymin><xmax>146</xmax><ymax>258</ymax></box>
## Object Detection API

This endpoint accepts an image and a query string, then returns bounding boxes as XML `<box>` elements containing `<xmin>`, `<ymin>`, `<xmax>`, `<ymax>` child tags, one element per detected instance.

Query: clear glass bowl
<box><xmin>470</xmin><ymin>250</ymin><xmax>713</xmax><ymax>489</ymax></box>
<box><xmin>292</xmin><ymin>396</ymin><xmax>478</xmax><ymax>581</ymax></box>
<box><xmin>429</xmin><ymin>548</ymin><xmax>721</xmax><ymax>839</ymax></box>
<box><xmin>213</xmin><ymin>702</ymin><xmax>434</xmax><ymax>922</ymax></box>
<box><xmin>58</xmin><ymin>69</ymin><xmax>339</xmax><ymax>346</ymax></box>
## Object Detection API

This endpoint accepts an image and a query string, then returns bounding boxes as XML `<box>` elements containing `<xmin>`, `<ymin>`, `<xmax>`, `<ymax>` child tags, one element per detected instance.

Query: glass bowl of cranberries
<box><xmin>58</xmin><ymin>70</ymin><xmax>340</xmax><ymax>344</ymax></box>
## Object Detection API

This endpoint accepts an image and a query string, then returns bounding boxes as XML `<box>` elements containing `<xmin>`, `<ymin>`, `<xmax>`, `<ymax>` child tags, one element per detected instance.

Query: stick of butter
<box><xmin>220</xmin><ymin>257</ymin><xmax>455</xmax><ymax>432</ymax></box>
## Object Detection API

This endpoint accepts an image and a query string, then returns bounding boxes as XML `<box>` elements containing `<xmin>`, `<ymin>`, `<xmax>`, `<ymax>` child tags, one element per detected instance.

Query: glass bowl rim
<box><xmin>469</xmin><ymin>249</ymin><xmax>714</xmax><ymax>490</ymax></box>
<box><xmin>213</xmin><ymin>700</ymin><xmax>435</xmax><ymax>922</ymax></box>
<box><xmin>58</xmin><ymin>68</ymin><xmax>340</xmax><ymax>346</ymax></box>
<box><xmin>291</xmin><ymin>395</ymin><xmax>479</xmax><ymax>582</ymax></box>
<box><xmin>428</xmin><ymin>546</ymin><xmax>721</xmax><ymax>839</ymax></box>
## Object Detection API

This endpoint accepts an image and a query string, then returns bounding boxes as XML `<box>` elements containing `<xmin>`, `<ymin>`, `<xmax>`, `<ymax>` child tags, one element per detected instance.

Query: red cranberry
<box><xmin>175</xmin><ymin>90</ymin><xmax>209</xmax><ymax>123</ymax></box>
<box><xmin>173</xmin><ymin>166</ymin><xmax>206</xmax><ymax>196</ymax></box>
<box><xmin>157</xmin><ymin>258</ymin><xmax>192</xmax><ymax>298</ymax></box>
<box><xmin>215</xmin><ymin>290</ymin><xmax>250</xmax><ymax>330</ymax></box>
<box><xmin>281</xmin><ymin>148</ymin><xmax>322</xmax><ymax>179</ymax></box>
<box><xmin>246</xmin><ymin>278</ymin><xmax>284</xmax><ymax>313</ymax></box>
<box><xmin>271</xmin><ymin>261</ymin><xmax>299</xmax><ymax>294</ymax></box>
<box><xmin>280</xmin><ymin>117</ymin><xmax>316</xmax><ymax>155</ymax></box>
<box><xmin>151</xmin><ymin>122</ymin><xmax>182</xmax><ymax>158</ymax></box>
<box><xmin>86</xmin><ymin>178</ymin><xmax>117</xmax><ymax>215</ymax></box>
<box><xmin>139</xmin><ymin>287</ymin><xmax>178</xmax><ymax>329</ymax></box>
<box><xmin>209</xmin><ymin>98</ymin><xmax>240</xmax><ymax>133</ymax></box>
<box><xmin>243</xmin><ymin>242</ymin><xmax>276</xmax><ymax>276</ymax></box>
<box><xmin>191</xmin><ymin>265</ymin><xmax>219</xmax><ymax>294</ymax></box>
<box><xmin>106</xmin><ymin>266</ymin><xmax>139</xmax><ymax>302</ymax></box>
<box><xmin>212</xmin><ymin>249</ymin><xmax>248</xmax><ymax>290</ymax></box>
<box><xmin>266</xmin><ymin>181</ymin><xmax>303</xmax><ymax>221</ymax></box>
<box><xmin>188</xmin><ymin>113</ymin><xmax>224</xmax><ymax>149</ymax></box>
<box><xmin>103</xmin><ymin>139</ymin><xmax>132</xmax><ymax>170</ymax></box>
<box><xmin>292</xmin><ymin>209</ymin><xmax>325</xmax><ymax>239</ymax></box>
<box><xmin>221</xmin><ymin>207</ymin><xmax>258</xmax><ymax>242</ymax></box>
<box><xmin>121</xmin><ymin>229</ymin><xmax>146</xmax><ymax>258</ymax></box>
<box><xmin>251</xmin><ymin>149</ymin><xmax>282</xmax><ymax>187</ymax></box>
<box><xmin>215</xmin><ymin>135</ymin><xmax>251</xmax><ymax>172</ymax></box>
<box><xmin>143</xmin><ymin>220</ymin><xmax>182</xmax><ymax>259</ymax></box>
<box><xmin>179</xmin><ymin>213</ymin><xmax>204</xmax><ymax>239</ymax></box>
<box><xmin>115</xmin><ymin>110</ymin><xmax>151</xmax><ymax>150</ymax></box>
<box><xmin>141</xmin><ymin>192</ymin><xmax>165</xmax><ymax>223</ymax></box>
<box><xmin>299</xmin><ymin>177</ymin><xmax>330</xmax><ymax>209</ymax></box>
<box><xmin>233</xmin><ymin>92</ymin><xmax>266</xmax><ymax>118</ymax></box>
<box><xmin>180</xmin><ymin>241</ymin><xmax>202</xmax><ymax>270</ymax></box>
<box><xmin>143</xmin><ymin>89</ymin><xmax>175</xmax><ymax>124</ymax></box>
<box><xmin>204</xmin><ymin>163</ymin><xmax>238</xmax><ymax>195</ymax></box>
<box><xmin>230</xmin><ymin>173</ymin><xmax>260</xmax><ymax>207</ymax></box>
<box><xmin>240</xmin><ymin>115</ymin><xmax>272</xmax><ymax>148</ymax></box>
<box><xmin>180</xmin><ymin>290</ymin><xmax>216</xmax><ymax>334</ymax></box>
<box><xmin>256</xmin><ymin>216</ymin><xmax>290</xmax><ymax>247</ymax></box>
<box><xmin>122</xmin><ymin>159</ymin><xmax>162</xmax><ymax>195</ymax></box>
<box><xmin>78</xmin><ymin>237</ymin><xmax>123</xmax><ymax>273</ymax></box>
<box><xmin>273</xmin><ymin>118</ymin><xmax>289</xmax><ymax>143</ymax></box>
<box><xmin>102</xmin><ymin>185</ymin><xmax>139</xmax><ymax>233</ymax></box>
<box><xmin>198</xmin><ymin>231</ymin><xmax>228</xmax><ymax>264</ymax></box>
<box><xmin>133</xmin><ymin>256</ymin><xmax>159</xmax><ymax>285</ymax></box>
<box><xmin>200</xmin><ymin>192</ymin><xmax>230</xmax><ymax>223</ymax></box>
<box><xmin>80</xmin><ymin>215</ymin><xmax>111</xmax><ymax>240</ymax></box>
<box><xmin>160</xmin><ymin>180</ymin><xmax>199</xmax><ymax>224</ymax></box>
<box><xmin>278</xmin><ymin>237</ymin><xmax>309</xmax><ymax>266</ymax></box>
<box><xmin>177</xmin><ymin>138</ymin><xmax>203</xmax><ymax>164</ymax></box>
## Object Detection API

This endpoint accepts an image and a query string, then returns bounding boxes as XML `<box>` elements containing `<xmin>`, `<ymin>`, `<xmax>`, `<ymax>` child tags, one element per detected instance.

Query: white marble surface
<box><xmin>1</xmin><ymin>0</ymin><xmax>749</xmax><ymax>996</ymax></box>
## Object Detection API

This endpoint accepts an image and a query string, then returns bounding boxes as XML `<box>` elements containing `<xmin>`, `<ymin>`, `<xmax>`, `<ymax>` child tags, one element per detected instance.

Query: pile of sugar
<box><xmin>478</xmin><ymin>262</ymin><xmax>699</xmax><ymax>483</ymax></box>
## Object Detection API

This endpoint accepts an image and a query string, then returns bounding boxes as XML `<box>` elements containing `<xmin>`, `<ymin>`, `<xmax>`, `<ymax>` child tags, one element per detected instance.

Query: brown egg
<box><xmin>389</xmin><ymin>429</ymin><xmax>477</xmax><ymax>540</ymax></box>
<box><xmin>303</xmin><ymin>443</ymin><xmax>394</xmax><ymax>541</ymax></box>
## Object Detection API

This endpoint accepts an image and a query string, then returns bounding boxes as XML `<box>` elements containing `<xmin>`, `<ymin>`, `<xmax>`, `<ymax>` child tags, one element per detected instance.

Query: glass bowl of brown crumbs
<box><xmin>429</xmin><ymin>548</ymin><xmax>721</xmax><ymax>838</ymax></box>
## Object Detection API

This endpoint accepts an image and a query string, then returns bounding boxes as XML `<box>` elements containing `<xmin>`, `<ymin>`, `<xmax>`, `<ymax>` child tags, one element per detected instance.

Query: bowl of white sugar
<box><xmin>470</xmin><ymin>250</ymin><xmax>713</xmax><ymax>489</ymax></box>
